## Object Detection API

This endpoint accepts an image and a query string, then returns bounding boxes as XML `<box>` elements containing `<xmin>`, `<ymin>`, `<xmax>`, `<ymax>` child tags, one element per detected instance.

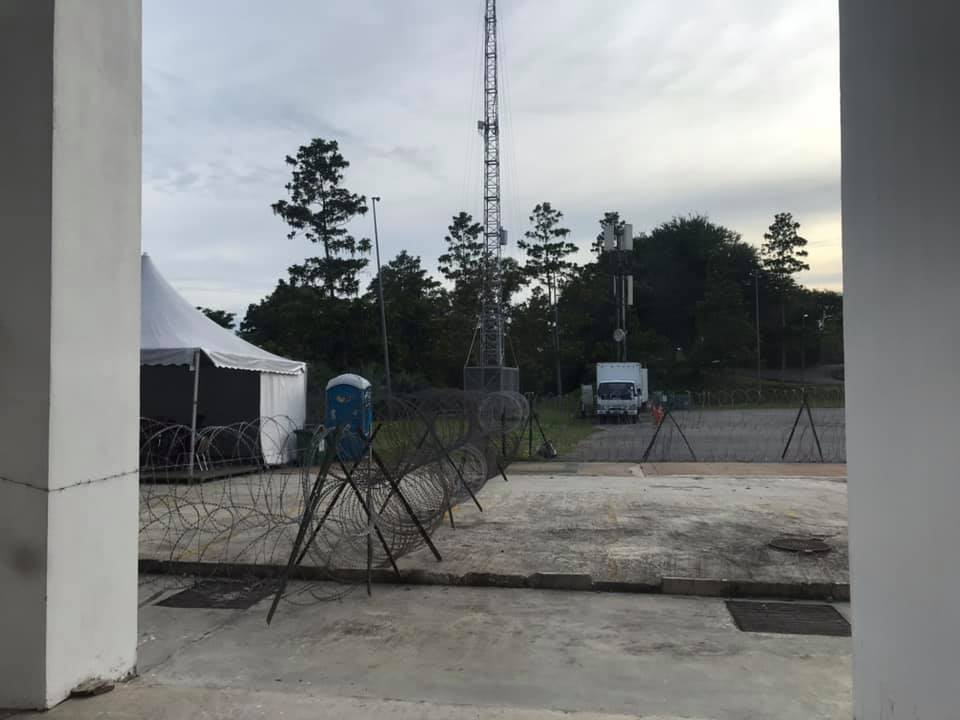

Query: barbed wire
<box><xmin>1</xmin><ymin>467</ymin><xmax>140</xmax><ymax>494</ymax></box>
<box><xmin>139</xmin><ymin>387</ymin><xmax>845</xmax><ymax>609</ymax></box>
<box><xmin>139</xmin><ymin>390</ymin><xmax>532</xmax><ymax>611</ymax></box>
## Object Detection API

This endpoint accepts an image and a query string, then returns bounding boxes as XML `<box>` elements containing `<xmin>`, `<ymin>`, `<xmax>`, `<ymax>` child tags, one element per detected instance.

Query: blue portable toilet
<box><xmin>325</xmin><ymin>373</ymin><xmax>373</xmax><ymax>461</ymax></box>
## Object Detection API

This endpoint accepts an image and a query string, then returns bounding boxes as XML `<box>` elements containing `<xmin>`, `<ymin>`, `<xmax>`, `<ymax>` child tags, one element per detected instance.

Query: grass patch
<box><xmin>517</xmin><ymin>394</ymin><xmax>595</xmax><ymax>461</ymax></box>
<box><xmin>366</xmin><ymin>398</ymin><xmax>597</xmax><ymax>465</ymax></box>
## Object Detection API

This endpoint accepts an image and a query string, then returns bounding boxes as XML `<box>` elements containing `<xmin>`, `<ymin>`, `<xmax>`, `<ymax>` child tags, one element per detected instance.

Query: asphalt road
<box><xmin>571</xmin><ymin>408</ymin><xmax>846</xmax><ymax>463</ymax></box>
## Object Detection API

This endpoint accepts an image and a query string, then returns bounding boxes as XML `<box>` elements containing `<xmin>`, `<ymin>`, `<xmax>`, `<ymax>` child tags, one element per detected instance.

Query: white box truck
<box><xmin>584</xmin><ymin>362</ymin><xmax>649</xmax><ymax>422</ymax></box>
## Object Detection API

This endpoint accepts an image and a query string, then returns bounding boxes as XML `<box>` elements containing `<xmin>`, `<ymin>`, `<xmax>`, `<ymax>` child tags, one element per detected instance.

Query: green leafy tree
<box><xmin>437</xmin><ymin>212</ymin><xmax>526</xmax><ymax>370</ymax></box>
<box><xmin>785</xmin><ymin>288</ymin><xmax>844</xmax><ymax>370</ymax></box>
<box><xmin>369</xmin><ymin>250</ymin><xmax>442</xmax><ymax>301</ymax></box>
<box><xmin>507</xmin><ymin>288</ymin><xmax>554</xmax><ymax>392</ymax></box>
<box><xmin>436</xmin><ymin>212</ymin><xmax>485</xmax><ymax>372</ymax></box>
<box><xmin>810</xmin><ymin>289</ymin><xmax>844</xmax><ymax>366</ymax></box>
<box><xmin>271</xmin><ymin>138</ymin><xmax>371</xmax><ymax>298</ymax></box>
<box><xmin>366</xmin><ymin>251</ymin><xmax>447</xmax><ymax>383</ymax></box>
<box><xmin>197</xmin><ymin>307</ymin><xmax>235</xmax><ymax>330</ymax></box>
<box><xmin>438</xmin><ymin>211</ymin><xmax>484</xmax><ymax>308</ymax></box>
<box><xmin>632</xmin><ymin>215</ymin><xmax>753</xmax><ymax>352</ymax></box>
<box><xmin>553</xmin><ymin>260</ymin><xmax>665</xmax><ymax>391</ymax></box>
<box><xmin>520</xmin><ymin>202</ymin><xmax>577</xmax><ymax>300</ymax></box>
<box><xmin>498</xmin><ymin>257</ymin><xmax>526</xmax><ymax>309</ymax></box>
<box><xmin>240</xmin><ymin>282</ymin><xmax>376</xmax><ymax>374</ymax></box>
<box><xmin>761</xmin><ymin>212</ymin><xmax>810</xmax><ymax>376</ymax></box>
<box><xmin>762</xmin><ymin>212</ymin><xmax>810</xmax><ymax>280</ymax></box>
<box><xmin>497</xmin><ymin>255</ymin><xmax>527</xmax><ymax>337</ymax></box>
<box><xmin>519</xmin><ymin>202</ymin><xmax>577</xmax><ymax>395</ymax></box>
<box><xmin>695</xmin><ymin>261</ymin><xmax>755</xmax><ymax>367</ymax></box>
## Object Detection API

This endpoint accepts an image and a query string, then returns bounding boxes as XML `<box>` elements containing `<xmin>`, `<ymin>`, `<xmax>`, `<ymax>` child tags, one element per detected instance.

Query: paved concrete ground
<box><xmin>571</xmin><ymin>409</ymin><xmax>846</xmax><ymax>463</ymax></box>
<box><xmin>13</xmin><ymin>581</ymin><xmax>852</xmax><ymax>719</ymax></box>
<box><xmin>139</xmin><ymin>471</ymin><xmax>849</xmax><ymax>594</ymax></box>
<box><xmin>396</xmin><ymin>473</ymin><xmax>848</xmax><ymax>591</ymax></box>
<box><xmin>140</xmin><ymin>465</ymin><xmax>848</xmax><ymax>598</ymax></box>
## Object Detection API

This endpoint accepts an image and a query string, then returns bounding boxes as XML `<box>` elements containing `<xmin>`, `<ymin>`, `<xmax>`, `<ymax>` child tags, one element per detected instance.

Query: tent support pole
<box><xmin>188</xmin><ymin>350</ymin><xmax>200</xmax><ymax>479</ymax></box>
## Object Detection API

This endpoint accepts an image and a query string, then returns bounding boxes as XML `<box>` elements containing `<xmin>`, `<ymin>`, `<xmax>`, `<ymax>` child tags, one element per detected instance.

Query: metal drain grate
<box><xmin>726</xmin><ymin>601</ymin><xmax>850</xmax><ymax>636</ymax></box>
<box><xmin>156</xmin><ymin>580</ymin><xmax>275</xmax><ymax>610</ymax></box>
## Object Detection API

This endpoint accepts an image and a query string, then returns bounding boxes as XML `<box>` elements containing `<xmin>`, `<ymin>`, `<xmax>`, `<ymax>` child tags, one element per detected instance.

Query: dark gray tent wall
<box><xmin>140</xmin><ymin>358</ymin><xmax>259</xmax><ymax>427</ymax></box>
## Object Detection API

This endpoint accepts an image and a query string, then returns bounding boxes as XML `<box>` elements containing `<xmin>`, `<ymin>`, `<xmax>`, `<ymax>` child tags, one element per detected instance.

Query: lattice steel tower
<box><xmin>478</xmin><ymin>0</ymin><xmax>503</xmax><ymax>368</ymax></box>
<box><xmin>464</xmin><ymin>0</ymin><xmax>518</xmax><ymax>393</ymax></box>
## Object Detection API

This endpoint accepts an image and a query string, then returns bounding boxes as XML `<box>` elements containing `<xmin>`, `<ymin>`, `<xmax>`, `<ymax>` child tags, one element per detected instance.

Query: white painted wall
<box><xmin>44</xmin><ymin>1</ymin><xmax>142</xmax><ymax>705</ymax></box>
<box><xmin>0</xmin><ymin>0</ymin><xmax>141</xmax><ymax>708</ymax></box>
<box><xmin>841</xmin><ymin>2</ymin><xmax>960</xmax><ymax>717</ymax></box>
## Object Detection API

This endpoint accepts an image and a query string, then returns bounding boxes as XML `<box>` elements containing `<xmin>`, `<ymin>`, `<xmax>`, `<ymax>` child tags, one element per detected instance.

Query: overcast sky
<box><xmin>143</xmin><ymin>0</ymin><xmax>841</xmax><ymax>320</ymax></box>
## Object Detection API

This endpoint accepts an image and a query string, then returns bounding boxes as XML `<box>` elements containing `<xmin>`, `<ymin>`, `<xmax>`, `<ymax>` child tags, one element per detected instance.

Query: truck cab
<box><xmin>597</xmin><ymin>380</ymin><xmax>640</xmax><ymax>422</ymax></box>
<box><xmin>591</xmin><ymin>362</ymin><xmax>648</xmax><ymax>423</ymax></box>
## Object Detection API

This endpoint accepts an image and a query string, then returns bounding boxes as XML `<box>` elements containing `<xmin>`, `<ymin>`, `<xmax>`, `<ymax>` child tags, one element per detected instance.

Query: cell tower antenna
<box><xmin>464</xmin><ymin>0</ymin><xmax>518</xmax><ymax>393</ymax></box>
<box><xmin>478</xmin><ymin>0</ymin><xmax>503</xmax><ymax>368</ymax></box>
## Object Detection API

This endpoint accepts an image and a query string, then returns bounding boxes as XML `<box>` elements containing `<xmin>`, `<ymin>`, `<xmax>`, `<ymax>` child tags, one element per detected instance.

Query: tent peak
<box><xmin>140</xmin><ymin>254</ymin><xmax>305</xmax><ymax>375</ymax></box>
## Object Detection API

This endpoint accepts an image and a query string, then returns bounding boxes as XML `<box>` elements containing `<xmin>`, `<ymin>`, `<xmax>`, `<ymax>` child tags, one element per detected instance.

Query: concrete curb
<box><xmin>529</xmin><ymin>572</ymin><xmax>593</xmax><ymax>591</ymax></box>
<box><xmin>661</xmin><ymin>576</ymin><xmax>850</xmax><ymax>602</ymax></box>
<box><xmin>506</xmin><ymin>461</ymin><xmax>848</xmax><ymax>480</ymax></box>
<box><xmin>140</xmin><ymin>559</ymin><xmax>849</xmax><ymax>602</ymax></box>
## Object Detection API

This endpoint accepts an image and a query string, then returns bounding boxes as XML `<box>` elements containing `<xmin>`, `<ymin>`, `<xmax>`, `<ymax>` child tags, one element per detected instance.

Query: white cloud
<box><xmin>143</xmin><ymin>0</ymin><xmax>842</xmax><ymax>319</ymax></box>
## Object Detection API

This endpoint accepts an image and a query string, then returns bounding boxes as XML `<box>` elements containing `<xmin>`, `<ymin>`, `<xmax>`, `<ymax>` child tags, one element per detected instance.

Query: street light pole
<box><xmin>754</xmin><ymin>274</ymin><xmax>761</xmax><ymax>395</ymax></box>
<box><xmin>800</xmin><ymin>312</ymin><xmax>809</xmax><ymax>385</ymax></box>
<box><xmin>371</xmin><ymin>196</ymin><xmax>392</xmax><ymax>402</ymax></box>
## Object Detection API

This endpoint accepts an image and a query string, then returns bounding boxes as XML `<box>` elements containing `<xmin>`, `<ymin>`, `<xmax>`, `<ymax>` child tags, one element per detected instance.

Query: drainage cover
<box><xmin>768</xmin><ymin>536</ymin><xmax>831</xmax><ymax>554</ymax></box>
<box><xmin>156</xmin><ymin>580</ymin><xmax>274</xmax><ymax>610</ymax></box>
<box><xmin>726</xmin><ymin>600</ymin><xmax>850</xmax><ymax>636</ymax></box>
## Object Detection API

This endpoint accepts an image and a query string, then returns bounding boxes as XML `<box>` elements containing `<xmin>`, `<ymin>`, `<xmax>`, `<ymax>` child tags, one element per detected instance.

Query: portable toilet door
<box><xmin>325</xmin><ymin>373</ymin><xmax>373</xmax><ymax>461</ymax></box>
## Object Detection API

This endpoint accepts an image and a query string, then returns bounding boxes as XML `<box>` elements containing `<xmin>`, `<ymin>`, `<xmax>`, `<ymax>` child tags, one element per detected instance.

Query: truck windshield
<box><xmin>598</xmin><ymin>382</ymin><xmax>634</xmax><ymax>400</ymax></box>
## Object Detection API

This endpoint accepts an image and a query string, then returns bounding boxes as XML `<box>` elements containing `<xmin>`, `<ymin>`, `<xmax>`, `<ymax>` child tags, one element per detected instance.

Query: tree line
<box><xmin>232</xmin><ymin>138</ymin><xmax>842</xmax><ymax>401</ymax></box>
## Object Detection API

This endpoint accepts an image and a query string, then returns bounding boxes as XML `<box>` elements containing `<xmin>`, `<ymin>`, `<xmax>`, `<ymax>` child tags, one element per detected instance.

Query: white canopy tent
<box><xmin>140</xmin><ymin>253</ymin><xmax>307</xmax><ymax>468</ymax></box>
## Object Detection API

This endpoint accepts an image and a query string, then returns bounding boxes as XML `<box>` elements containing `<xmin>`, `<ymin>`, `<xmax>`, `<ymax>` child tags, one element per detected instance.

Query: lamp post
<box><xmin>800</xmin><ymin>312</ymin><xmax>810</xmax><ymax>385</ymax></box>
<box><xmin>753</xmin><ymin>273</ymin><xmax>761</xmax><ymax>395</ymax></box>
<box><xmin>371</xmin><ymin>196</ymin><xmax>392</xmax><ymax>402</ymax></box>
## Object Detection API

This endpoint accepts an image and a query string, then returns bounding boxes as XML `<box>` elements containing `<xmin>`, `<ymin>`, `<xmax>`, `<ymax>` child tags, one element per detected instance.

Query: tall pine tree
<box><xmin>761</xmin><ymin>212</ymin><xmax>810</xmax><ymax>377</ymax></box>
<box><xmin>438</xmin><ymin>211</ymin><xmax>485</xmax><ymax>309</ymax></box>
<box><xmin>519</xmin><ymin>202</ymin><xmax>577</xmax><ymax>395</ymax></box>
<box><xmin>271</xmin><ymin>138</ymin><xmax>370</xmax><ymax>298</ymax></box>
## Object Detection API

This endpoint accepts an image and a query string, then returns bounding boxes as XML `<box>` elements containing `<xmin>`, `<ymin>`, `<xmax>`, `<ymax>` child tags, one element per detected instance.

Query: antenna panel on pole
<box><xmin>603</xmin><ymin>224</ymin><xmax>615</xmax><ymax>251</ymax></box>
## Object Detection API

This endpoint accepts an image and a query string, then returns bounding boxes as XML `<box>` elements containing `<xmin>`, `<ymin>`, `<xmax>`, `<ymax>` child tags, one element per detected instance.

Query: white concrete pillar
<box><xmin>841</xmin><ymin>2</ymin><xmax>960</xmax><ymax>717</ymax></box>
<box><xmin>0</xmin><ymin>0</ymin><xmax>141</xmax><ymax>709</ymax></box>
